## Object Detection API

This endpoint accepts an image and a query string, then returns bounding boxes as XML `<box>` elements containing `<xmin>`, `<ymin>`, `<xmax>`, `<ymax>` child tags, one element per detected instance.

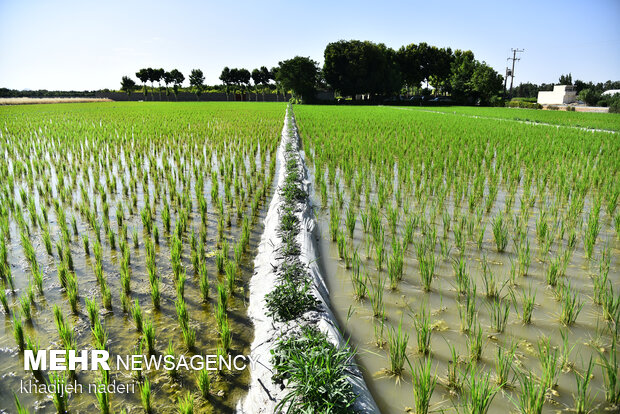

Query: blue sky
<box><xmin>0</xmin><ymin>0</ymin><xmax>618</xmax><ymax>90</ymax></box>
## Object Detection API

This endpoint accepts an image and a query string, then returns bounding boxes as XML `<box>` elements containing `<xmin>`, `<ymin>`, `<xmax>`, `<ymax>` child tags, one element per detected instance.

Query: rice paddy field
<box><xmin>0</xmin><ymin>102</ymin><xmax>285</xmax><ymax>413</ymax></box>
<box><xmin>294</xmin><ymin>106</ymin><xmax>620</xmax><ymax>413</ymax></box>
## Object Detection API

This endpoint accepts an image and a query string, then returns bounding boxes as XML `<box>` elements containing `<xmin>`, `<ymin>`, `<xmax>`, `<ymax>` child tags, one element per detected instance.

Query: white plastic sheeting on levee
<box><xmin>238</xmin><ymin>108</ymin><xmax>379</xmax><ymax>414</ymax></box>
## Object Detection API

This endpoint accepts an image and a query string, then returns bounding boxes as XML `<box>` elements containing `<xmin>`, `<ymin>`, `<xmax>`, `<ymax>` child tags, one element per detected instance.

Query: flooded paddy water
<box><xmin>295</xmin><ymin>105</ymin><xmax>620</xmax><ymax>413</ymax></box>
<box><xmin>0</xmin><ymin>102</ymin><xmax>286</xmax><ymax>413</ymax></box>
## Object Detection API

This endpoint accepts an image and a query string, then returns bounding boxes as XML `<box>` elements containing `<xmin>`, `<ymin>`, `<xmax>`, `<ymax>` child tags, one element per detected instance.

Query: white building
<box><xmin>602</xmin><ymin>89</ymin><xmax>620</xmax><ymax>96</ymax></box>
<box><xmin>537</xmin><ymin>85</ymin><xmax>577</xmax><ymax>105</ymax></box>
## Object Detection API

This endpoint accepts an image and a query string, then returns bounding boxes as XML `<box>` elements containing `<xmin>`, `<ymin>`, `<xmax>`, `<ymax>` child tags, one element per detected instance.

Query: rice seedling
<box><xmin>19</xmin><ymin>295</ymin><xmax>32</xmax><ymax>321</ymax></box>
<box><xmin>386</xmin><ymin>317</ymin><xmax>409</xmax><ymax>376</ymax></box>
<box><xmin>131</xmin><ymin>299</ymin><xmax>143</xmax><ymax>332</ymax></box>
<box><xmin>538</xmin><ymin>336</ymin><xmax>560</xmax><ymax>390</ymax></box>
<box><xmin>95</xmin><ymin>377</ymin><xmax>110</xmax><ymax>414</ymax></box>
<box><xmin>92</xmin><ymin>319</ymin><xmax>108</xmax><ymax>350</ymax></box>
<box><xmin>86</xmin><ymin>296</ymin><xmax>99</xmax><ymax>326</ymax></box>
<box><xmin>495</xmin><ymin>342</ymin><xmax>516</xmax><ymax>388</ymax></box>
<box><xmin>488</xmin><ymin>296</ymin><xmax>510</xmax><ymax>333</ymax></box>
<box><xmin>513</xmin><ymin>369</ymin><xmax>546</xmax><ymax>414</ymax></box>
<box><xmin>459</xmin><ymin>364</ymin><xmax>498</xmax><ymax>414</ymax></box>
<box><xmin>13</xmin><ymin>393</ymin><xmax>30</xmax><ymax>414</ymax></box>
<box><xmin>409</xmin><ymin>357</ymin><xmax>437</xmax><ymax>414</ymax></box>
<box><xmin>559</xmin><ymin>282</ymin><xmax>583</xmax><ymax>326</ymax></box>
<box><xmin>453</xmin><ymin>255</ymin><xmax>469</xmax><ymax>295</ymax></box>
<box><xmin>0</xmin><ymin>285</ymin><xmax>9</xmax><ymax>314</ymax></box>
<box><xmin>412</xmin><ymin>303</ymin><xmax>432</xmax><ymax>355</ymax></box>
<box><xmin>197</xmin><ymin>367</ymin><xmax>211</xmax><ymax>400</ymax></box>
<box><xmin>467</xmin><ymin>322</ymin><xmax>484</xmax><ymax>361</ymax></box>
<box><xmin>598</xmin><ymin>335</ymin><xmax>620</xmax><ymax>405</ymax></box>
<box><xmin>369</xmin><ymin>274</ymin><xmax>385</xmax><ymax>318</ymax></box>
<box><xmin>492</xmin><ymin>213</ymin><xmax>508</xmax><ymax>252</ymax></box>
<box><xmin>573</xmin><ymin>356</ymin><xmax>594</xmax><ymax>413</ymax></box>
<box><xmin>143</xmin><ymin>317</ymin><xmax>155</xmax><ymax>354</ymax></box>
<box><xmin>140</xmin><ymin>377</ymin><xmax>153</xmax><ymax>414</ymax></box>
<box><xmin>177</xmin><ymin>391</ymin><xmax>194</xmax><ymax>414</ymax></box>
<box><xmin>13</xmin><ymin>313</ymin><xmax>24</xmax><ymax>351</ymax></box>
<box><xmin>418</xmin><ymin>247</ymin><xmax>436</xmax><ymax>292</ymax></box>
<box><xmin>50</xmin><ymin>371</ymin><xmax>68</xmax><ymax>413</ymax></box>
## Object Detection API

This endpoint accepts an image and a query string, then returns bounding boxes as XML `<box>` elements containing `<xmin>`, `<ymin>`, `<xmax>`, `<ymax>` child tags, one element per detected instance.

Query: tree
<box><xmin>169</xmin><ymin>69</ymin><xmax>184</xmax><ymax>99</ymax></box>
<box><xmin>449</xmin><ymin>50</ymin><xmax>477</xmax><ymax>103</ymax></box>
<box><xmin>270</xmin><ymin>66</ymin><xmax>282</xmax><ymax>101</ymax></box>
<box><xmin>120</xmin><ymin>76</ymin><xmax>136</xmax><ymax>96</ymax></box>
<box><xmin>578</xmin><ymin>88</ymin><xmax>601</xmax><ymax>106</ymax></box>
<box><xmin>163</xmin><ymin>71</ymin><xmax>174</xmax><ymax>97</ymax></box>
<box><xmin>323</xmin><ymin>40</ymin><xmax>400</xmax><ymax>99</ymax></box>
<box><xmin>276</xmin><ymin>56</ymin><xmax>319</xmax><ymax>102</ymax></box>
<box><xmin>251</xmin><ymin>68</ymin><xmax>263</xmax><ymax>101</ymax></box>
<box><xmin>219</xmin><ymin>67</ymin><xmax>232</xmax><ymax>100</ymax></box>
<box><xmin>558</xmin><ymin>73</ymin><xmax>573</xmax><ymax>85</ymax></box>
<box><xmin>427</xmin><ymin>46</ymin><xmax>453</xmax><ymax>94</ymax></box>
<box><xmin>145</xmin><ymin>68</ymin><xmax>157</xmax><ymax>98</ymax></box>
<box><xmin>238</xmin><ymin>69</ymin><xmax>251</xmax><ymax>99</ymax></box>
<box><xmin>189</xmin><ymin>69</ymin><xmax>205</xmax><ymax>100</ymax></box>
<box><xmin>136</xmin><ymin>69</ymin><xmax>149</xmax><ymax>97</ymax></box>
<box><xmin>260</xmin><ymin>66</ymin><xmax>272</xmax><ymax>100</ymax></box>
<box><xmin>470</xmin><ymin>62</ymin><xmax>503</xmax><ymax>105</ymax></box>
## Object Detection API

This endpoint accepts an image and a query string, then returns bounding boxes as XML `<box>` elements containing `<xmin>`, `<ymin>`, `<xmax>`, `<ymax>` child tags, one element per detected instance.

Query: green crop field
<box><xmin>0</xmin><ymin>102</ymin><xmax>285</xmax><ymax>413</ymax></box>
<box><xmin>396</xmin><ymin>105</ymin><xmax>620</xmax><ymax>132</ymax></box>
<box><xmin>295</xmin><ymin>105</ymin><xmax>620</xmax><ymax>413</ymax></box>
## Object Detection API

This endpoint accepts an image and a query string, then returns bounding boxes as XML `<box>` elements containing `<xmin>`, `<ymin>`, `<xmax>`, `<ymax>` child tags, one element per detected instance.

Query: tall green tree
<box><xmin>189</xmin><ymin>69</ymin><xmax>205</xmax><ymax>100</ymax></box>
<box><xmin>558</xmin><ymin>73</ymin><xmax>573</xmax><ymax>85</ymax></box>
<box><xmin>136</xmin><ymin>69</ymin><xmax>149</xmax><ymax>97</ymax></box>
<box><xmin>276</xmin><ymin>56</ymin><xmax>319</xmax><ymax>102</ymax></box>
<box><xmin>238</xmin><ymin>69</ymin><xmax>251</xmax><ymax>99</ymax></box>
<box><xmin>219</xmin><ymin>67</ymin><xmax>232</xmax><ymax>100</ymax></box>
<box><xmin>251</xmin><ymin>68</ymin><xmax>264</xmax><ymax>101</ymax></box>
<box><xmin>449</xmin><ymin>50</ymin><xmax>477</xmax><ymax>103</ymax></box>
<box><xmin>169</xmin><ymin>69</ymin><xmax>184</xmax><ymax>99</ymax></box>
<box><xmin>323</xmin><ymin>40</ymin><xmax>400</xmax><ymax>99</ymax></box>
<box><xmin>163</xmin><ymin>71</ymin><xmax>174</xmax><ymax>97</ymax></box>
<box><xmin>471</xmin><ymin>62</ymin><xmax>503</xmax><ymax>104</ymax></box>
<box><xmin>120</xmin><ymin>76</ymin><xmax>136</xmax><ymax>96</ymax></box>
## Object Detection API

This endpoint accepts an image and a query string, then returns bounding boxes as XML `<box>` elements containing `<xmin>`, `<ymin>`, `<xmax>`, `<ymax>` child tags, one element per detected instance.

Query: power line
<box><xmin>504</xmin><ymin>48</ymin><xmax>524</xmax><ymax>98</ymax></box>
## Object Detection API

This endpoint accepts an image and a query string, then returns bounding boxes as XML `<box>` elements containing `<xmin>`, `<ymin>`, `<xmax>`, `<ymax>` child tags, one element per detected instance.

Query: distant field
<box><xmin>395</xmin><ymin>105</ymin><xmax>620</xmax><ymax>132</ymax></box>
<box><xmin>0</xmin><ymin>97</ymin><xmax>111</xmax><ymax>105</ymax></box>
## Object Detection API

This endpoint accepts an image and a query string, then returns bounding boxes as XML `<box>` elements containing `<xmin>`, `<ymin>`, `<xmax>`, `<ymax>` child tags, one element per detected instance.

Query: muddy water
<box><xmin>307</xmin><ymin>165</ymin><xmax>619</xmax><ymax>413</ymax></box>
<box><xmin>0</xmin><ymin>157</ymin><xmax>277</xmax><ymax>413</ymax></box>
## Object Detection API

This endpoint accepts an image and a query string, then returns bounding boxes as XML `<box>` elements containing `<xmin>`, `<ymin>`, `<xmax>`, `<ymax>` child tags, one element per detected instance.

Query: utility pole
<box><xmin>503</xmin><ymin>67</ymin><xmax>511</xmax><ymax>99</ymax></box>
<box><xmin>507</xmin><ymin>48</ymin><xmax>524</xmax><ymax>98</ymax></box>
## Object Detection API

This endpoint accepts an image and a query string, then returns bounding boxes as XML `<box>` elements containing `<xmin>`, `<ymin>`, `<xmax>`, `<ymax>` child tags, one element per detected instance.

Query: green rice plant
<box><xmin>460</xmin><ymin>364</ymin><xmax>498</xmax><ymax>414</ymax></box>
<box><xmin>601</xmin><ymin>282</ymin><xmax>620</xmax><ymax>323</ymax></box>
<box><xmin>545</xmin><ymin>256</ymin><xmax>561</xmax><ymax>287</ymax></box>
<box><xmin>409</xmin><ymin>357</ymin><xmax>437</xmax><ymax>414</ymax></box>
<box><xmin>559</xmin><ymin>282</ymin><xmax>583</xmax><ymax>326</ymax></box>
<box><xmin>598</xmin><ymin>335</ymin><xmax>620</xmax><ymax>404</ymax></box>
<box><xmin>197</xmin><ymin>367</ymin><xmax>210</xmax><ymax>400</ymax></box>
<box><xmin>538</xmin><ymin>336</ymin><xmax>560</xmax><ymax>390</ymax></box>
<box><xmin>199</xmin><ymin>260</ymin><xmax>209</xmax><ymax>302</ymax></box>
<box><xmin>92</xmin><ymin>320</ymin><xmax>107</xmax><ymax>350</ymax></box>
<box><xmin>220</xmin><ymin>316</ymin><xmax>232</xmax><ymax>354</ymax></box>
<box><xmin>32</xmin><ymin>267</ymin><xmax>43</xmax><ymax>294</ymax></box>
<box><xmin>49</xmin><ymin>371</ymin><xmax>68</xmax><ymax>413</ymax></box>
<box><xmin>86</xmin><ymin>297</ymin><xmax>99</xmax><ymax>326</ymax></box>
<box><xmin>495</xmin><ymin>342</ymin><xmax>516</xmax><ymax>388</ymax></box>
<box><xmin>140</xmin><ymin>377</ymin><xmax>153</xmax><ymax>414</ymax></box>
<box><xmin>182</xmin><ymin>324</ymin><xmax>196</xmax><ymax>350</ymax></box>
<box><xmin>513</xmin><ymin>369</ymin><xmax>546</xmax><ymax>414</ymax></box>
<box><xmin>101</xmin><ymin>280</ymin><xmax>112</xmax><ymax>310</ymax></box>
<box><xmin>584</xmin><ymin>209</ymin><xmax>600</xmax><ymax>260</ymax></box>
<box><xmin>374</xmin><ymin>239</ymin><xmax>384</xmax><ymax>271</ymax></box>
<box><xmin>177</xmin><ymin>269</ymin><xmax>186</xmax><ymax>299</ymax></box>
<box><xmin>573</xmin><ymin>356</ymin><xmax>594</xmax><ymax>414</ymax></box>
<box><xmin>0</xmin><ymin>285</ymin><xmax>9</xmax><ymax>314</ymax></box>
<box><xmin>492</xmin><ymin>213</ymin><xmax>508</xmax><ymax>252</ymax></box>
<box><xmin>453</xmin><ymin>255</ymin><xmax>469</xmax><ymax>295</ymax></box>
<box><xmin>481</xmin><ymin>254</ymin><xmax>500</xmax><ymax>298</ymax></box>
<box><xmin>120</xmin><ymin>291</ymin><xmax>130</xmax><ymax>314</ymax></box>
<box><xmin>43</xmin><ymin>227</ymin><xmax>53</xmax><ymax>255</ymax></box>
<box><xmin>467</xmin><ymin>322</ymin><xmax>483</xmax><ymax>361</ymax></box>
<box><xmin>131</xmin><ymin>299</ymin><xmax>143</xmax><ymax>332</ymax></box>
<box><xmin>13</xmin><ymin>313</ymin><xmax>24</xmax><ymax>351</ymax></box>
<box><xmin>149</xmin><ymin>273</ymin><xmax>160</xmax><ymax>310</ymax></box>
<box><xmin>143</xmin><ymin>318</ymin><xmax>155</xmax><ymax>355</ymax></box>
<box><xmin>66</xmin><ymin>273</ymin><xmax>79</xmax><ymax>314</ymax></box>
<box><xmin>413</xmin><ymin>303</ymin><xmax>432</xmax><ymax>355</ymax></box>
<box><xmin>132</xmin><ymin>227</ymin><xmax>139</xmax><ymax>248</ymax></box>
<box><xmin>520</xmin><ymin>284</ymin><xmax>536</xmax><ymax>324</ymax></box>
<box><xmin>345</xmin><ymin>205</ymin><xmax>356</xmax><ymax>239</ymax></box>
<box><xmin>95</xmin><ymin>377</ymin><xmax>110</xmax><ymax>414</ymax></box>
<box><xmin>177</xmin><ymin>391</ymin><xmax>194</xmax><ymax>414</ymax></box>
<box><xmin>488</xmin><ymin>296</ymin><xmax>510</xmax><ymax>333</ymax></box>
<box><xmin>416</xmin><ymin>247</ymin><xmax>435</xmax><ymax>292</ymax></box>
<box><xmin>369</xmin><ymin>274</ymin><xmax>385</xmax><ymax>318</ymax></box>
<box><xmin>336</xmin><ymin>231</ymin><xmax>346</xmax><ymax>259</ymax></box>
<box><xmin>446</xmin><ymin>342</ymin><xmax>462</xmax><ymax>392</ymax></box>
<box><xmin>19</xmin><ymin>295</ymin><xmax>32</xmax><ymax>321</ymax></box>
<box><xmin>387</xmin><ymin>244</ymin><xmax>404</xmax><ymax>290</ymax></box>
<box><xmin>13</xmin><ymin>393</ymin><xmax>30</xmax><ymax>414</ymax></box>
<box><xmin>458</xmin><ymin>283</ymin><xmax>477</xmax><ymax>333</ymax></box>
<box><xmin>386</xmin><ymin>317</ymin><xmax>409</xmax><ymax>376</ymax></box>
<box><xmin>516</xmin><ymin>238</ymin><xmax>531</xmax><ymax>276</ymax></box>
<box><xmin>329</xmin><ymin>204</ymin><xmax>340</xmax><ymax>242</ymax></box>
<box><xmin>215</xmin><ymin>249</ymin><xmax>226</xmax><ymax>274</ymax></box>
